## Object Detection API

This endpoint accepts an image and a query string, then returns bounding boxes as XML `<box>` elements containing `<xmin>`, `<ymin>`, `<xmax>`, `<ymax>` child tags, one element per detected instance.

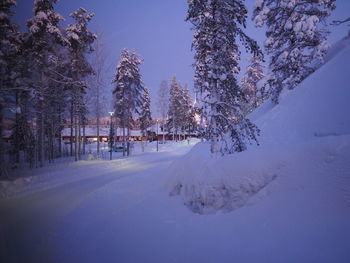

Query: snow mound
<box><xmin>168</xmin><ymin>42</ymin><xmax>350</xmax><ymax>214</ymax></box>
<box><xmin>168</xmin><ymin>143</ymin><xmax>282</xmax><ymax>214</ymax></box>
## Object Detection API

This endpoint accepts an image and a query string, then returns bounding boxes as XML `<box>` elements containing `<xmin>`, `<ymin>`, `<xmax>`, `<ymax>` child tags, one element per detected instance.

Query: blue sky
<box><xmin>14</xmin><ymin>0</ymin><xmax>350</xmax><ymax>116</ymax></box>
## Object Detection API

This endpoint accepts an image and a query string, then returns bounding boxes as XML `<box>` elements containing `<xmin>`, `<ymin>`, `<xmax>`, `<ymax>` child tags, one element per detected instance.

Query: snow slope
<box><xmin>168</xmin><ymin>42</ymin><xmax>350</xmax><ymax>214</ymax></box>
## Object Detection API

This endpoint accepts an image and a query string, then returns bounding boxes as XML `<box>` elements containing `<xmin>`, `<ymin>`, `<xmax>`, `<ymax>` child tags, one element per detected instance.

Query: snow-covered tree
<box><xmin>139</xmin><ymin>87</ymin><xmax>152</xmax><ymax>137</ymax></box>
<box><xmin>167</xmin><ymin>78</ymin><xmax>195</xmax><ymax>140</ymax></box>
<box><xmin>87</xmin><ymin>31</ymin><xmax>110</xmax><ymax>158</ymax></box>
<box><xmin>241</xmin><ymin>55</ymin><xmax>265</xmax><ymax>112</ymax></box>
<box><xmin>66</xmin><ymin>7</ymin><xmax>96</xmax><ymax>161</ymax></box>
<box><xmin>157</xmin><ymin>80</ymin><xmax>169</xmax><ymax>142</ymax></box>
<box><xmin>187</xmin><ymin>0</ymin><xmax>261</xmax><ymax>155</ymax></box>
<box><xmin>253</xmin><ymin>0</ymin><xmax>336</xmax><ymax>103</ymax></box>
<box><xmin>112</xmin><ymin>49</ymin><xmax>144</xmax><ymax>156</ymax></box>
<box><xmin>167</xmin><ymin>76</ymin><xmax>183</xmax><ymax>140</ymax></box>
<box><xmin>27</xmin><ymin>0</ymin><xmax>68</xmax><ymax>167</ymax></box>
<box><xmin>0</xmin><ymin>0</ymin><xmax>20</xmax><ymax>175</ymax></box>
<box><xmin>179</xmin><ymin>84</ymin><xmax>195</xmax><ymax>138</ymax></box>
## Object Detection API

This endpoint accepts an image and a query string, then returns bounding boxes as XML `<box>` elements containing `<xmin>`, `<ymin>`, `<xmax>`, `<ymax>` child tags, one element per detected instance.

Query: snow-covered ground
<box><xmin>1</xmin><ymin>42</ymin><xmax>350</xmax><ymax>263</ymax></box>
<box><xmin>169</xmin><ymin>39</ymin><xmax>350</xmax><ymax>215</ymax></box>
<box><xmin>1</xmin><ymin>136</ymin><xmax>348</xmax><ymax>262</ymax></box>
<box><xmin>0</xmin><ymin>140</ymin><xmax>198</xmax><ymax>263</ymax></box>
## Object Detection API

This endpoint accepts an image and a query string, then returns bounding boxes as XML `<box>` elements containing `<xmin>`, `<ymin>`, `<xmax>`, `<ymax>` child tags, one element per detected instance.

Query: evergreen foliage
<box><xmin>187</xmin><ymin>0</ymin><xmax>261</xmax><ymax>155</ymax></box>
<box><xmin>112</xmin><ymin>49</ymin><xmax>144</xmax><ymax>130</ymax></box>
<box><xmin>253</xmin><ymin>0</ymin><xmax>336</xmax><ymax>103</ymax></box>
<box><xmin>0</xmin><ymin>1</ymin><xmax>96</xmax><ymax>173</ymax></box>
<box><xmin>139</xmin><ymin>87</ymin><xmax>152</xmax><ymax>137</ymax></box>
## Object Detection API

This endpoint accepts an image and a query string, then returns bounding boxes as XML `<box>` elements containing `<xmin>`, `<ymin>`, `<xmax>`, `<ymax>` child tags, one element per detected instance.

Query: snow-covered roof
<box><xmin>62</xmin><ymin>127</ymin><xmax>143</xmax><ymax>137</ymax></box>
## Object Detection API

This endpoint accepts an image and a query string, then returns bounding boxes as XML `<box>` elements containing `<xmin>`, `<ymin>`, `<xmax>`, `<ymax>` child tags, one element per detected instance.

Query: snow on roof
<box><xmin>62</xmin><ymin>127</ymin><xmax>143</xmax><ymax>137</ymax></box>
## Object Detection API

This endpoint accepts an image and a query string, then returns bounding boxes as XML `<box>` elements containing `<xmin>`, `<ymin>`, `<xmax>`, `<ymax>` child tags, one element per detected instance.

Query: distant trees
<box><xmin>166</xmin><ymin>76</ymin><xmax>195</xmax><ymax>141</ymax></box>
<box><xmin>139</xmin><ymin>87</ymin><xmax>152</xmax><ymax>137</ymax></box>
<box><xmin>167</xmin><ymin>76</ymin><xmax>182</xmax><ymax>140</ymax></box>
<box><xmin>253</xmin><ymin>0</ymin><xmax>336</xmax><ymax>104</ymax></box>
<box><xmin>187</xmin><ymin>0</ymin><xmax>261</xmax><ymax>155</ymax></box>
<box><xmin>0</xmin><ymin>0</ymin><xmax>96</xmax><ymax>175</ymax></box>
<box><xmin>112</xmin><ymin>49</ymin><xmax>145</xmax><ymax>156</ymax></box>
<box><xmin>157</xmin><ymin>80</ymin><xmax>169</xmax><ymax>142</ymax></box>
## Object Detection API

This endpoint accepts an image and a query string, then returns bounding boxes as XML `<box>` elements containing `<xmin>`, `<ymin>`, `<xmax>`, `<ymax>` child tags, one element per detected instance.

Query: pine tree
<box><xmin>253</xmin><ymin>0</ymin><xmax>336</xmax><ymax>103</ymax></box>
<box><xmin>26</xmin><ymin>0</ymin><xmax>68</xmax><ymax>167</ymax></box>
<box><xmin>139</xmin><ymin>87</ymin><xmax>152</xmax><ymax>137</ymax></box>
<box><xmin>187</xmin><ymin>0</ymin><xmax>261</xmax><ymax>155</ymax></box>
<box><xmin>112</xmin><ymin>49</ymin><xmax>144</xmax><ymax>156</ymax></box>
<box><xmin>167</xmin><ymin>76</ymin><xmax>183</xmax><ymax>140</ymax></box>
<box><xmin>88</xmin><ymin>32</ymin><xmax>109</xmax><ymax>158</ymax></box>
<box><xmin>179</xmin><ymin>84</ymin><xmax>195</xmax><ymax>139</ymax></box>
<box><xmin>167</xmin><ymin>78</ymin><xmax>195</xmax><ymax>141</ymax></box>
<box><xmin>0</xmin><ymin>0</ymin><xmax>19</xmax><ymax>175</ymax></box>
<box><xmin>66</xmin><ymin>7</ymin><xmax>96</xmax><ymax>161</ymax></box>
<box><xmin>241</xmin><ymin>55</ymin><xmax>265</xmax><ymax>112</ymax></box>
<box><xmin>157</xmin><ymin>80</ymin><xmax>169</xmax><ymax>142</ymax></box>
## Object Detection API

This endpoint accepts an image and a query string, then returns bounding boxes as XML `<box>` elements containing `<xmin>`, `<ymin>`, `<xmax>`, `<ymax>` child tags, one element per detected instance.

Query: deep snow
<box><xmin>1</xmin><ymin>41</ymin><xmax>350</xmax><ymax>263</ymax></box>
<box><xmin>0</xmin><ymin>140</ymin><xmax>198</xmax><ymax>263</ymax></box>
<box><xmin>168</xmin><ymin>39</ymin><xmax>350</xmax><ymax>216</ymax></box>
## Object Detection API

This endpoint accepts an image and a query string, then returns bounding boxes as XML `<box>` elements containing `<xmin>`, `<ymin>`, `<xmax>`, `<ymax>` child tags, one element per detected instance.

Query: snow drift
<box><xmin>168</xmin><ymin>42</ymin><xmax>350</xmax><ymax>214</ymax></box>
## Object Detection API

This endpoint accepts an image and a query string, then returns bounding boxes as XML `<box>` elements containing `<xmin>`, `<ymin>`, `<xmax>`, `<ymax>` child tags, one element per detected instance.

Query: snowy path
<box><xmin>0</xmin><ymin>142</ymin><xmax>195</xmax><ymax>263</ymax></box>
<box><xmin>1</xmin><ymin>139</ymin><xmax>350</xmax><ymax>263</ymax></box>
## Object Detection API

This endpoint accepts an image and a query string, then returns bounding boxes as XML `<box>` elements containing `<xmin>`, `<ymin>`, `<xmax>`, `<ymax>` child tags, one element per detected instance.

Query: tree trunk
<box><xmin>200</xmin><ymin>112</ymin><xmax>204</xmax><ymax>142</ymax></box>
<box><xmin>78</xmin><ymin>116</ymin><xmax>81</xmax><ymax>160</ymax></box>
<box><xmin>96</xmin><ymin>85</ymin><xmax>100</xmax><ymax>158</ymax></box>
<box><xmin>47</xmin><ymin>127</ymin><xmax>51</xmax><ymax>163</ymax></box>
<box><xmin>127</xmin><ymin>127</ymin><xmax>130</xmax><ymax>156</ymax></box>
<box><xmin>14</xmin><ymin>91</ymin><xmax>20</xmax><ymax>165</ymax></box>
<box><xmin>75</xmin><ymin>113</ymin><xmax>78</xmax><ymax>162</ymax></box>
<box><xmin>38</xmin><ymin>72</ymin><xmax>45</xmax><ymax>168</ymax></box>
<box><xmin>173</xmin><ymin>118</ymin><xmax>175</xmax><ymax>141</ymax></box>
<box><xmin>188</xmin><ymin>123</ymin><xmax>190</xmax><ymax>144</ymax></box>
<box><xmin>0</xmin><ymin>102</ymin><xmax>6</xmax><ymax>177</ymax></box>
<box><xmin>122</xmin><ymin>126</ymin><xmax>126</xmax><ymax>157</ymax></box>
<box><xmin>58</xmin><ymin>112</ymin><xmax>62</xmax><ymax>158</ymax></box>
<box><xmin>51</xmin><ymin>118</ymin><xmax>55</xmax><ymax>162</ymax></box>
<box><xmin>162</xmin><ymin>120</ymin><xmax>165</xmax><ymax>144</ymax></box>
<box><xmin>83</xmin><ymin>120</ymin><xmax>86</xmax><ymax>155</ymax></box>
<box><xmin>38</xmin><ymin>102</ymin><xmax>44</xmax><ymax>167</ymax></box>
<box><xmin>70</xmin><ymin>100</ymin><xmax>73</xmax><ymax>156</ymax></box>
<box><xmin>210</xmin><ymin>80</ymin><xmax>219</xmax><ymax>155</ymax></box>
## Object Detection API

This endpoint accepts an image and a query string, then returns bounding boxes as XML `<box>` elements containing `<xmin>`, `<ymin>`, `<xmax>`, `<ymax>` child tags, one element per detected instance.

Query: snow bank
<box><xmin>168</xmin><ymin>142</ymin><xmax>283</xmax><ymax>213</ymax></box>
<box><xmin>168</xmin><ymin>41</ymin><xmax>350</xmax><ymax>214</ymax></box>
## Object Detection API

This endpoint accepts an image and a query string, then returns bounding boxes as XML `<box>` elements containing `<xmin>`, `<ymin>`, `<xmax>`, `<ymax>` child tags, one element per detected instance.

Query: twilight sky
<box><xmin>14</xmin><ymin>0</ymin><xmax>350</xmax><ymax>116</ymax></box>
